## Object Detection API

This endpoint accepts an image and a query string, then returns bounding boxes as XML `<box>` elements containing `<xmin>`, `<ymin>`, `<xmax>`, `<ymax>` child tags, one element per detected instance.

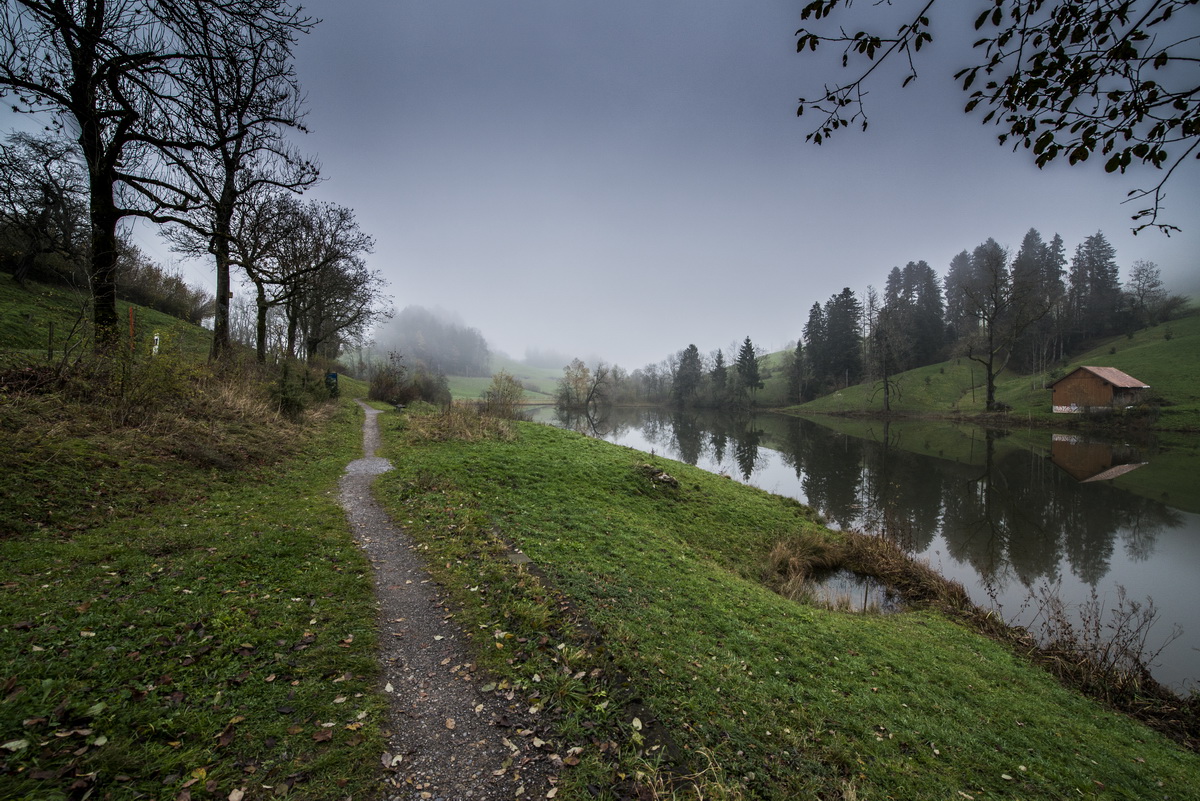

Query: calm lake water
<box><xmin>529</xmin><ymin>405</ymin><xmax>1200</xmax><ymax>693</ymax></box>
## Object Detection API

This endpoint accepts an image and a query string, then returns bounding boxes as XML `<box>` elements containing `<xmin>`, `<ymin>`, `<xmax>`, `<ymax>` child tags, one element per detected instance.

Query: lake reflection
<box><xmin>530</xmin><ymin>405</ymin><xmax>1200</xmax><ymax>692</ymax></box>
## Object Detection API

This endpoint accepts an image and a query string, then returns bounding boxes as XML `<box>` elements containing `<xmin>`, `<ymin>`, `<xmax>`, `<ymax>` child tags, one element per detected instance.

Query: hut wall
<box><xmin>1053</xmin><ymin>372</ymin><xmax>1114</xmax><ymax>412</ymax></box>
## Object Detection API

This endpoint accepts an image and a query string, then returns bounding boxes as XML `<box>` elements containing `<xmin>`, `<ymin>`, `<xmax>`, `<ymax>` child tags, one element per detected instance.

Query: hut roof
<box><xmin>1081</xmin><ymin>463</ymin><xmax>1148</xmax><ymax>482</ymax></box>
<box><xmin>1053</xmin><ymin>366</ymin><xmax>1149</xmax><ymax>389</ymax></box>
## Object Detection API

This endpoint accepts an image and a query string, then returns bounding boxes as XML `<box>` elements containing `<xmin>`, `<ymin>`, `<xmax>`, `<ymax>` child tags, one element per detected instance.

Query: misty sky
<box><xmin>159</xmin><ymin>2</ymin><xmax>1199</xmax><ymax>367</ymax></box>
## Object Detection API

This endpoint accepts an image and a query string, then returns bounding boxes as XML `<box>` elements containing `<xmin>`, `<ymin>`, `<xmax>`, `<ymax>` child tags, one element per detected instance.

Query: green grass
<box><xmin>0</xmin><ymin>382</ymin><xmax>386</xmax><ymax>800</ymax></box>
<box><xmin>372</xmin><ymin>409</ymin><xmax>1199</xmax><ymax>800</ymax></box>
<box><xmin>794</xmin><ymin>359</ymin><xmax>989</xmax><ymax>416</ymax></box>
<box><xmin>787</xmin><ymin>312</ymin><xmax>1200</xmax><ymax>430</ymax></box>
<box><xmin>447</xmin><ymin>373</ymin><xmax>558</xmax><ymax>403</ymax></box>
<box><xmin>442</xmin><ymin>355</ymin><xmax>567</xmax><ymax>402</ymax></box>
<box><xmin>0</xmin><ymin>272</ymin><xmax>213</xmax><ymax>359</ymax></box>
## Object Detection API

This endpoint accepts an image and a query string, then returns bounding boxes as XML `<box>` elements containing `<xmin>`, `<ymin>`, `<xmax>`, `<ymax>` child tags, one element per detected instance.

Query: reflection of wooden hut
<box><xmin>1050</xmin><ymin>366</ymin><xmax>1149</xmax><ymax>413</ymax></box>
<box><xmin>1050</xmin><ymin>434</ymin><xmax>1147</xmax><ymax>482</ymax></box>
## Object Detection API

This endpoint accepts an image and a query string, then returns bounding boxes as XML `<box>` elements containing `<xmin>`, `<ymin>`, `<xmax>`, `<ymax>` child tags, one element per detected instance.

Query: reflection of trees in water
<box><xmin>1122</xmin><ymin>505</ymin><xmax>1180</xmax><ymax>561</ymax></box>
<box><xmin>934</xmin><ymin>432</ymin><xmax>1049</xmax><ymax>587</ymax></box>
<box><xmin>643</xmin><ymin>408</ymin><xmax>767</xmax><ymax>480</ymax></box>
<box><xmin>798</xmin><ymin>429</ymin><xmax>867</xmax><ymax>530</ymax></box>
<box><xmin>552</xmin><ymin>407</ymin><xmax>611</xmax><ymax>437</ymax></box>
<box><xmin>777</xmin><ymin>421</ymin><xmax>1176</xmax><ymax>592</ymax></box>
<box><xmin>733</xmin><ymin>425</ymin><xmax>766</xmax><ymax>480</ymax></box>
<box><xmin>710</xmin><ymin>429</ymin><xmax>727</xmax><ymax>465</ymax></box>
<box><xmin>859</xmin><ymin>421</ymin><xmax>942</xmax><ymax>553</ymax></box>
<box><xmin>670</xmin><ymin>410</ymin><xmax>705</xmax><ymax>466</ymax></box>
<box><xmin>559</xmin><ymin>407</ymin><xmax>1178</xmax><ymax>593</ymax></box>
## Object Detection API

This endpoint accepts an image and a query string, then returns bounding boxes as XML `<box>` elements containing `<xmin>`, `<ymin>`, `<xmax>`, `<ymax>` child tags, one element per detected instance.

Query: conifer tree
<box><xmin>735</xmin><ymin>336</ymin><xmax>763</xmax><ymax>400</ymax></box>
<box><xmin>1068</xmin><ymin>231</ymin><xmax>1122</xmax><ymax>340</ymax></box>
<box><xmin>673</xmin><ymin>344</ymin><xmax>704</xmax><ymax>405</ymax></box>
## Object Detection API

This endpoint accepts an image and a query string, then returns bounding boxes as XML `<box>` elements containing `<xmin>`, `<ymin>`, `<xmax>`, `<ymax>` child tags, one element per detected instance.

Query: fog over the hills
<box><xmin>46</xmin><ymin>1</ymin><xmax>1189</xmax><ymax>371</ymax></box>
<box><xmin>282</xmin><ymin>1</ymin><xmax>1198</xmax><ymax>370</ymax></box>
<box><xmin>372</xmin><ymin>306</ymin><xmax>492</xmax><ymax>377</ymax></box>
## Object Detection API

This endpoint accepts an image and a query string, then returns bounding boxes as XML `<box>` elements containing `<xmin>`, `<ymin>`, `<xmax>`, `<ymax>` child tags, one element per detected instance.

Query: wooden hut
<box><xmin>1050</xmin><ymin>366</ymin><xmax>1149</xmax><ymax>413</ymax></box>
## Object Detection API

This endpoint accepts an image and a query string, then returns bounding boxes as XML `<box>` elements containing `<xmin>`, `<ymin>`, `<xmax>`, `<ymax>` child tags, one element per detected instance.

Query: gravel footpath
<box><xmin>339</xmin><ymin>401</ymin><xmax>559</xmax><ymax>801</ymax></box>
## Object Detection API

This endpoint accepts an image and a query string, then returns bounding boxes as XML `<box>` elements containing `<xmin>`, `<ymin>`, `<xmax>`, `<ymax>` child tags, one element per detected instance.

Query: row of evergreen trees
<box><xmin>794</xmin><ymin>229</ymin><xmax>1183</xmax><ymax>405</ymax></box>
<box><xmin>616</xmin><ymin>228</ymin><xmax>1182</xmax><ymax>409</ymax></box>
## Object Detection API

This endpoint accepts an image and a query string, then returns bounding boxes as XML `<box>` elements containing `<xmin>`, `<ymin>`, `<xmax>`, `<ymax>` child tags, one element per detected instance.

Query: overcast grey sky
<box><xmin>187</xmin><ymin>1</ymin><xmax>1200</xmax><ymax>367</ymax></box>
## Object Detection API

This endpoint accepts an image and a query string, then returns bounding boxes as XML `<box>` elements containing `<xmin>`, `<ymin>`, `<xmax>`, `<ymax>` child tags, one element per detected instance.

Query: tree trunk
<box><xmin>254</xmin><ymin>280</ymin><xmax>269</xmax><ymax>363</ymax></box>
<box><xmin>285</xmin><ymin>295</ymin><xmax>299</xmax><ymax>358</ymax></box>
<box><xmin>209</xmin><ymin>187</ymin><xmax>235</xmax><ymax>360</ymax></box>
<box><xmin>89</xmin><ymin>193</ymin><xmax>121</xmax><ymax>350</ymax></box>
<box><xmin>210</xmin><ymin>247</ymin><xmax>231</xmax><ymax>359</ymax></box>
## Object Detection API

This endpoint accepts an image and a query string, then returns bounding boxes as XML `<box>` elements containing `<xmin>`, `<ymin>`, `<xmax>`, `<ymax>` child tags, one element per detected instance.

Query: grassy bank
<box><xmin>372</xmin><ymin>407</ymin><xmax>1198</xmax><ymax>800</ymax></box>
<box><xmin>0</xmin><ymin>367</ymin><xmax>385</xmax><ymax>800</ymax></box>
<box><xmin>789</xmin><ymin>313</ymin><xmax>1200</xmax><ymax>430</ymax></box>
<box><xmin>0</xmin><ymin>272</ymin><xmax>212</xmax><ymax>360</ymax></box>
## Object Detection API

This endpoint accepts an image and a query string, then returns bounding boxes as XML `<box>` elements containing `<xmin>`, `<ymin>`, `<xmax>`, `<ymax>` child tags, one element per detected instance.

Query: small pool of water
<box><xmin>807</xmin><ymin>568</ymin><xmax>903</xmax><ymax>614</ymax></box>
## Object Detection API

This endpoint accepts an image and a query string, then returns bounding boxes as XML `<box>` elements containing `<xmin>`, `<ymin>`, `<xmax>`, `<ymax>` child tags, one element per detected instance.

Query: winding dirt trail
<box><xmin>339</xmin><ymin>401</ymin><xmax>557</xmax><ymax>800</ymax></box>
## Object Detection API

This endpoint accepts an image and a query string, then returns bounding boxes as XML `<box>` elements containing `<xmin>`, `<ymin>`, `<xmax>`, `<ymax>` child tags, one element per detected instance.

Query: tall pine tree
<box><xmin>673</xmin><ymin>344</ymin><xmax>703</xmax><ymax>405</ymax></box>
<box><xmin>824</xmin><ymin>288</ymin><xmax>863</xmax><ymax>388</ymax></box>
<box><xmin>735</xmin><ymin>336</ymin><xmax>763</xmax><ymax>401</ymax></box>
<box><xmin>802</xmin><ymin>302</ymin><xmax>828</xmax><ymax>394</ymax></box>
<box><xmin>1068</xmin><ymin>231</ymin><xmax>1122</xmax><ymax>341</ymax></box>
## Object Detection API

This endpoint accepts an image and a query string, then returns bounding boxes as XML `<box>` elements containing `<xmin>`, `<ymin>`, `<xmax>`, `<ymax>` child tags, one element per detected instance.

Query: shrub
<box><xmin>367</xmin><ymin>351</ymin><xmax>407</xmax><ymax>404</ymax></box>
<box><xmin>367</xmin><ymin>351</ymin><xmax>451</xmax><ymax>407</ymax></box>
<box><xmin>269</xmin><ymin>359</ymin><xmax>330</xmax><ymax>420</ymax></box>
<box><xmin>0</xmin><ymin>348</ymin><xmax>310</xmax><ymax>537</ymax></box>
<box><xmin>401</xmin><ymin>401</ymin><xmax>515</xmax><ymax>442</ymax></box>
<box><xmin>483</xmin><ymin>370</ymin><xmax>525</xmax><ymax>418</ymax></box>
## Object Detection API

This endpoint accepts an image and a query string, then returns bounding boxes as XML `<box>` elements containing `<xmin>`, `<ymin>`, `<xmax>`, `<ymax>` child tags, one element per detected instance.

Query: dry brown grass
<box><xmin>762</xmin><ymin>533</ymin><xmax>845</xmax><ymax>602</ymax></box>
<box><xmin>630</xmin><ymin>748</ymin><xmax>747</xmax><ymax>800</ymax></box>
<box><xmin>401</xmin><ymin>400</ymin><xmax>518</xmax><ymax>442</ymax></box>
<box><xmin>841</xmin><ymin>532</ymin><xmax>973</xmax><ymax>609</ymax></box>
<box><xmin>0</xmin><ymin>351</ymin><xmax>334</xmax><ymax>537</ymax></box>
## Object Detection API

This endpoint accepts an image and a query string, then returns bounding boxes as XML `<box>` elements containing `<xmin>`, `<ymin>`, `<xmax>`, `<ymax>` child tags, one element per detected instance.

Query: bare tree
<box><xmin>1125</xmin><ymin>259</ymin><xmax>1170</xmax><ymax>326</ymax></box>
<box><xmin>0</xmin><ymin>1</ymin><xmax>184</xmax><ymax>345</ymax></box>
<box><xmin>298</xmin><ymin>254</ymin><xmax>390</xmax><ymax>362</ymax></box>
<box><xmin>0</xmin><ymin>0</ymin><xmax>318</xmax><ymax>349</ymax></box>
<box><xmin>157</xmin><ymin>0</ymin><xmax>317</xmax><ymax>359</ymax></box>
<box><xmin>556</xmin><ymin>359</ymin><xmax>612</xmax><ymax>410</ymax></box>
<box><xmin>261</xmin><ymin>199</ymin><xmax>383</xmax><ymax>363</ymax></box>
<box><xmin>959</xmin><ymin>238</ymin><xmax>1052</xmax><ymax>410</ymax></box>
<box><xmin>0</xmin><ymin>132</ymin><xmax>86</xmax><ymax>285</ymax></box>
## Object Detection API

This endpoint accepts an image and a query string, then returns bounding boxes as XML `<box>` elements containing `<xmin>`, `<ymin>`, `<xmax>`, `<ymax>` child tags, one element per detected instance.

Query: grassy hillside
<box><xmin>373</xmin><ymin>407</ymin><xmax>1200</xmax><ymax>799</ymax></box>
<box><xmin>0</xmin><ymin>272</ymin><xmax>212</xmax><ymax>358</ymax></box>
<box><xmin>756</xmin><ymin>349</ymin><xmax>794</xmax><ymax>406</ymax></box>
<box><xmin>446</xmin><ymin>354</ymin><xmax>565</xmax><ymax>402</ymax></box>
<box><xmin>1</xmin><ymin>349</ymin><xmax>384</xmax><ymax>799</ymax></box>
<box><xmin>1038</xmin><ymin>314</ymin><xmax>1200</xmax><ymax>429</ymax></box>
<box><xmin>790</xmin><ymin>312</ymin><xmax>1200</xmax><ymax>429</ymax></box>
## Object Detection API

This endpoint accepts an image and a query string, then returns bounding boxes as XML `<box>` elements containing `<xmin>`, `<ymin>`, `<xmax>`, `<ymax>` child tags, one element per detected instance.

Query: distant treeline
<box><xmin>372</xmin><ymin>305</ymin><xmax>492</xmax><ymax>378</ymax></box>
<box><xmin>561</xmin><ymin>228</ymin><xmax>1189</xmax><ymax>411</ymax></box>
